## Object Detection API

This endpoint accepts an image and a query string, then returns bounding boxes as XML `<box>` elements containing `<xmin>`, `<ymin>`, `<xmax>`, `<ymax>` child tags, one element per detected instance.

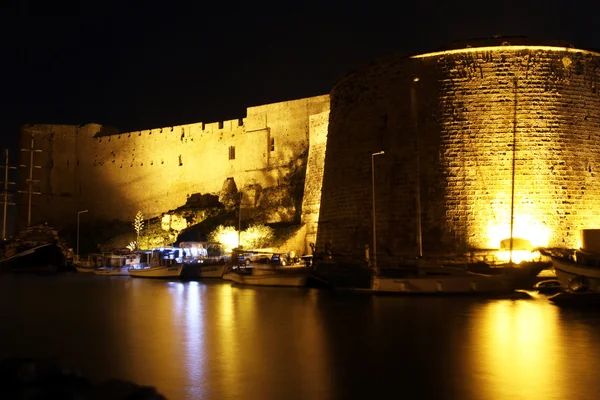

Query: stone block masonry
<box><xmin>317</xmin><ymin>40</ymin><xmax>600</xmax><ymax>267</ymax></box>
<box><xmin>17</xmin><ymin>95</ymin><xmax>330</xmax><ymax>235</ymax></box>
<box><xmin>17</xmin><ymin>38</ymin><xmax>600</xmax><ymax>265</ymax></box>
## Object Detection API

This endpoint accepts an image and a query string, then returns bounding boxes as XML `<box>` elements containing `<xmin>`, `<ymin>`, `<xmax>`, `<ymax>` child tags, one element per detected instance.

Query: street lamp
<box><xmin>237</xmin><ymin>192</ymin><xmax>242</xmax><ymax>249</ymax></box>
<box><xmin>411</xmin><ymin>76</ymin><xmax>423</xmax><ymax>258</ymax></box>
<box><xmin>77</xmin><ymin>210</ymin><xmax>89</xmax><ymax>259</ymax></box>
<box><xmin>371</xmin><ymin>151</ymin><xmax>385</xmax><ymax>272</ymax></box>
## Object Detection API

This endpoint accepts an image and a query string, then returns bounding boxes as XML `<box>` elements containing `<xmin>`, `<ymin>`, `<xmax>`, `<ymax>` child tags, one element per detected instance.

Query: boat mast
<box><xmin>1</xmin><ymin>149</ymin><xmax>17</xmax><ymax>240</ymax></box>
<box><xmin>18</xmin><ymin>135</ymin><xmax>42</xmax><ymax>228</ymax></box>
<box><xmin>509</xmin><ymin>79</ymin><xmax>518</xmax><ymax>264</ymax></box>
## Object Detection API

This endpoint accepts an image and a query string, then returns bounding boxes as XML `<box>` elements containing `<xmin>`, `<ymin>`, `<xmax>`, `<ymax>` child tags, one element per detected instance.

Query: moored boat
<box><xmin>223</xmin><ymin>269</ymin><xmax>308</xmax><ymax>287</ymax></box>
<box><xmin>93</xmin><ymin>252</ymin><xmax>140</xmax><ymax>276</ymax></box>
<box><xmin>128</xmin><ymin>264</ymin><xmax>183</xmax><ymax>278</ymax></box>
<box><xmin>222</xmin><ymin>250</ymin><xmax>308</xmax><ymax>287</ymax></box>
<box><xmin>73</xmin><ymin>255</ymin><xmax>96</xmax><ymax>273</ymax></box>
<box><xmin>179</xmin><ymin>242</ymin><xmax>227</xmax><ymax>279</ymax></box>
<box><xmin>94</xmin><ymin>267</ymin><xmax>130</xmax><ymax>276</ymax></box>
<box><xmin>0</xmin><ymin>243</ymin><xmax>64</xmax><ymax>274</ymax></box>
<box><xmin>541</xmin><ymin>229</ymin><xmax>600</xmax><ymax>293</ymax></box>
<box><xmin>371</xmin><ymin>264</ymin><xmax>516</xmax><ymax>295</ymax></box>
<box><xmin>458</xmin><ymin>260</ymin><xmax>551</xmax><ymax>290</ymax></box>
<box><xmin>128</xmin><ymin>248</ymin><xmax>183</xmax><ymax>279</ymax></box>
<box><xmin>0</xmin><ymin>225</ymin><xmax>70</xmax><ymax>274</ymax></box>
<box><xmin>546</xmin><ymin>252</ymin><xmax>600</xmax><ymax>293</ymax></box>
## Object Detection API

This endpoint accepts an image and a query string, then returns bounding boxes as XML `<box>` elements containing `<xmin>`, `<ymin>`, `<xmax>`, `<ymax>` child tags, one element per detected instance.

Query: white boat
<box><xmin>128</xmin><ymin>248</ymin><xmax>183</xmax><ymax>279</ymax></box>
<box><xmin>128</xmin><ymin>264</ymin><xmax>183</xmax><ymax>278</ymax></box>
<box><xmin>93</xmin><ymin>253</ymin><xmax>140</xmax><ymax>276</ymax></box>
<box><xmin>222</xmin><ymin>250</ymin><xmax>308</xmax><ymax>287</ymax></box>
<box><xmin>542</xmin><ymin>229</ymin><xmax>600</xmax><ymax>293</ymax></box>
<box><xmin>223</xmin><ymin>267</ymin><xmax>308</xmax><ymax>287</ymax></box>
<box><xmin>548</xmin><ymin>252</ymin><xmax>600</xmax><ymax>292</ymax></box>
<box><xmin>179</xmin><ymin>242</ymin><xmax>227</xmax><ymax>279</ymax></box>
<box><xmin>371</xmin><ymin>265</ymin><xmax>516</xmax><ymax>294</ymax></box>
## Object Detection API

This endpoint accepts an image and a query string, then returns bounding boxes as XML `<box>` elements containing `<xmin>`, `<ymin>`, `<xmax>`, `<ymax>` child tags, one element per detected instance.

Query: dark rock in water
<box><xmin>92</xmin><ymin>379</ymin><xmax>167</xmax><ymax>400</ymax></box>
<box><xmin>0</xmin><ymin>358</ymin><xmax>167</xmax><ymax>399</ymax></box>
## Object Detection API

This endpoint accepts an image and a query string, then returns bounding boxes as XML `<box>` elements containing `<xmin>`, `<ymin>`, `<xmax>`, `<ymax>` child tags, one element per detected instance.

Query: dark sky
<box><xmin>1</xmin><ymin>0</ymin><xmax>599</xmax><ymax>151</ymax></box>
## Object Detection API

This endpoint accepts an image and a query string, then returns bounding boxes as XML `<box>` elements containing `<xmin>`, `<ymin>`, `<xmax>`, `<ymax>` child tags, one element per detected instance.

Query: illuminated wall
<box><xmin>301</xmin><ymin>110</ymin><xmax>330</xmax><ymax>249</ymax></box>
<box><xmin>18</xmin><ymin>38</ymin><xmax>600</xmax><ymax>263</ymax></box>
<box><xmin>317</xmin><ymin>39</ymin><xmax>600</xmax><ymax>267</ymax></box>
<box><xmin>17</xmin><ymin>95</ymin><xmax>330</xmax><ymax>231</ymax></box>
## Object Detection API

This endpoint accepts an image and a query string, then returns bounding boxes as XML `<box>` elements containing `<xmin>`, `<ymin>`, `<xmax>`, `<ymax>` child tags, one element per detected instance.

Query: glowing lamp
<box><xmin>496</xmin><ymin>237</ymin><xmax>540</xmax><ymax>264</ymax></box>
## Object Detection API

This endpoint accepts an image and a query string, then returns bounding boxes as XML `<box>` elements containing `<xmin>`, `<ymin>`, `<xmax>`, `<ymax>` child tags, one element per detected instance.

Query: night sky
<box><xmin>1</xmin><ymin>0</ymin><xmax>599</xmax><ymax>152</ymax></box>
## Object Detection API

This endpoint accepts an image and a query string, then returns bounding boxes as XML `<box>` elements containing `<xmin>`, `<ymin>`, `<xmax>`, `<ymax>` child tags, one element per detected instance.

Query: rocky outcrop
<box><xmin>0</xmin><ymin>358</ymin><xmax>167</xmax><ymax>399</ymax></box>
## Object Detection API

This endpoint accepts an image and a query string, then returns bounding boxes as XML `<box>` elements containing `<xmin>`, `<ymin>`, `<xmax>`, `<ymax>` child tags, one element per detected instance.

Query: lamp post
<box><xmin>411</xmin><ymin>76</ymin><xmax>423</xmax><ymax>258</ymax></box>
<box><xmin>77</xmin><ymin>210</ymin><xmax>88</xmax><ymax>260</ymax></box>
<box><xmin>237</xmin><ymin>192</ymin><xmax>242</xmax><ymax>249</ymax></box>
<box><xmin>371</xmin><ymin>151</ymin><xmax>385</xmax><ymax>271</ymax></box>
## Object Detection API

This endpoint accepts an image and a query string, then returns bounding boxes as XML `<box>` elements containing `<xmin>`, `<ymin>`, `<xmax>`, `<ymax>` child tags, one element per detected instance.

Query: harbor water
<box><xmin>1</xmin><ymin>273</ymin><xmax>600</xmax><ymax>400</ymax></box>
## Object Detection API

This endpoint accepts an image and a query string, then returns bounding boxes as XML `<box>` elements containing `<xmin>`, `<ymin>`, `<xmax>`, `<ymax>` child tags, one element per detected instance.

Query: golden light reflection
<box><xmin>183</xmin><ymin>281</ymin><xmax>204</xmax><ymax>394</ymax></box>
<box><xmin>473</xmin><ymin>300</ymin><xmax>561</xmax><ymax>399</ymax></box>
<box><xmin>211</xmin><ymin>286</ymin><xmax>333</xmax><ymax>399</ymax></box>
<box><xmin>212</xmin><ymin>284</ymin><xmax>246</xmax><ymax>399</ymax></box>
<box><xmin>122</xmin><ymin>279</ymin><xmax>188</xmax><ymax>398</ymax></box>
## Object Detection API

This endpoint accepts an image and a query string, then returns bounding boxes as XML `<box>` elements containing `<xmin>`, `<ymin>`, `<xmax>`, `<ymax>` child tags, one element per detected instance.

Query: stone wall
<box><xmin>18</xmin><ymin>39</ymin><xmax>600</xmax><ymax>264</ymax></box>
<box><xmin>317</xmin><ymin>42</ymin><xmax>600</xmax><ymax>267</ymax></box>
<box><xmin>301</xmin><ymin>110</ymin><xmax>330</xmax><ymax>250</ymax></box>
<box><xmin>17</xmin><ymin>95</ymin><xmax>330</xmax><ymax>232</ymax></box>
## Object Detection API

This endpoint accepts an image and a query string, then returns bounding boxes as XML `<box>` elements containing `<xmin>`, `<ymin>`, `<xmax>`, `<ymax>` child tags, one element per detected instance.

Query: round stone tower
<box><xmin>316</xmin><ymin>37</ymin><xmax>600</xmax><ymax>268</ymax></box>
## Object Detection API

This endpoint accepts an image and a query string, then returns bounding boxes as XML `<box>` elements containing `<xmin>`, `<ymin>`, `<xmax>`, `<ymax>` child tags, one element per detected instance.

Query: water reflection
<box><xmin>471</xmin><ymin>297</ymin><xmax>600</xmax><ymax>400</ymax></box>
<box><xmin>122</xmin><ymin>279</ymin><xmax>189</xmax><ymax>396</ymax></box>
<box><xmin>473</xmin><ymin>299</ymin><xmax>561</xmax><ymax>399</ymax></box>
<box><xmin>181</xmin><ymin>282</ymin><xmax>204</xmax><ymax>399</ymax></box>
<box><xmin>2</xmin><ymin>276</ymin><xmax>600</xmax><ymax>400</ymax></box>
<box><xmin>209</xmin><ymin>285</ymin><xmax>332</xmax><ymax>400</ymax></box>
<box><xmin>212</xmin><ymin>283</ymin><xmax>248</xmax><ymax>399</ymax></box>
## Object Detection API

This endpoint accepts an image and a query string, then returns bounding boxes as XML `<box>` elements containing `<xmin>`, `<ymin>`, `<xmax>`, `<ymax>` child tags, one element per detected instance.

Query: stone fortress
<box><xmin>17</xmin><ymin>37</ymin><xmax>600</xmax><ymax>266</ymax></box>
<box><xmin>18</xmin><ymin>95</ymin><xmax>331</xmax><ymax>252</ymax></box>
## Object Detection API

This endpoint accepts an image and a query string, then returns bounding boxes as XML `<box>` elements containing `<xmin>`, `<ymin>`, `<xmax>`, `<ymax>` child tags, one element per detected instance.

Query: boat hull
<box><xmin>552</xmin><ymin>257</ymin><xmax>600</xmax><ymax>292</ymax></box>
<box><xmin>223</xmin><ymin>269</ymin><xmax>307</xmax><ymax>287</ymax></box>
<box><xmin>75</xmin><ymin>265</ymin><xmax>95</xmax><ymax>274</ymax></box>
<box><xmin>129</xmin><ymin>264</ymin><xmax>183</xmax><ymax>278</ymax></box>
<box><xmin>372</xmin><ymin>273</ymin><xmax>515</xmax><ymax>294</ymax></box>
<box><xmin>465</xmin><ymin>261</ymin><xmax>551</xmax><ymax>290</ymax></box>
<box><xmin>0</xmin><ymin>243</ymin><xmax>66</xmax><ymax>274</ymax></box>
<box><xmin>94</xmin><ymin>267</ymin><xmax>130</xmax><ymax>276</ymax></box>
<box><xmin>181</xmin><ymin>263</ymin><xmax>226</xmax><ymax>279</ymax></box>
